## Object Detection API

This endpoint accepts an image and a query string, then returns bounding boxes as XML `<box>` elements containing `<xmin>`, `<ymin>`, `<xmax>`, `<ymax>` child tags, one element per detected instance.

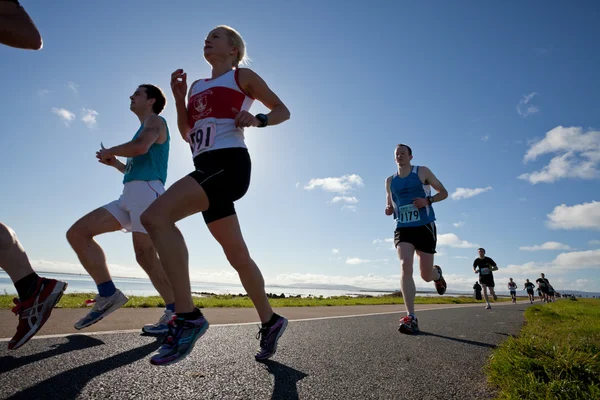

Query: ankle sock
<box><xmin>177</xmin><ymin>307</ymin><xmax>202</xmax><ymax>320</ymax></box>
<box><xmin>97</xmin><ymin>280</ymin><xmax>116</xmax><ymax>297</ymax></box>
<box><xmin>262</xmin><ymin>313</ymin><xmax>280</xmax><ymax>328</ymax></box>
<box><xmin>14</xmin><ymin>273</ymin><xmax>40</xmax><ymax>300</ymax></box>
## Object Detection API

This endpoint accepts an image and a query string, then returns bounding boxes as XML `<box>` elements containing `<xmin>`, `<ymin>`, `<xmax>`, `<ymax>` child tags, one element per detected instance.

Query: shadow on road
<box><xmin>0</xmin><ymin>335</ymin><xmax>105</xmax><ymax>375</ymax></box>
<box><xmin>258</xmin><ymin>359</ymin><xmax>309</xmax><ymax>400</ymax></box>
<box><xmin>419</xmin><ymin>331</ymin><xmax>497</xmax><ymax>349</ymax></box>
<box><xmin>6</xmin><ymin>336</ymin><xmax>162</xmax><ymax>400</ymax></box>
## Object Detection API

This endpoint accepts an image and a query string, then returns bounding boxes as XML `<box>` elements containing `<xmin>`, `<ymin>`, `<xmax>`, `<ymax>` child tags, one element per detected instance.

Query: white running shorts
<box><xmin>103</xmin><ymin>180</ymin><xmax>164</xmax><ymax>234</ymax></box>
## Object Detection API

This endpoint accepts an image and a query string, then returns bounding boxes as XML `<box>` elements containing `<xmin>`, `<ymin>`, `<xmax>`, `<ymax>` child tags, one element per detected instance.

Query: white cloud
<box><xmin>523</xmin><ymin>126</ymin><xmax>600</xmax><ymax>162</ymax></box>
<box><xmin>81</xmin><ymin>108</ymin><xmax>98</xmax><ymax>128</ymax></box>
<box><xmin>342</xmin><ymin>205</ymin><xmax>357</xmax><ymax>212</ymax></box>
<box><xmin>452</xmin><ymin>256</ymin><xmax>469</xmax><ymax>259</ymax></box>
<box><xmin>519</xmin><ymin>242</ymin><xmax>572</xmax><ymax>251</ymax></box>
<box><xmin>437</xmin><ymin>233</ymin><xmax>479</xmax><ymax>248</ymax></box>
<box><xmin>51</xmin><ymin>107</ymin><xmax>75</xmax><ymax>125</ymax></box>
<box><xmin>68</xmin><ymin>81</ymin><xmax>79</xmax><ymax>94</ymax></box>
<box><xmin>332</xmin><ymin>248</ymin><xmax>339</xmax><ymax>254</ymax></box>
<box><xmin>519</xmin><ymin>126</ymin><xmax>600</xmax><ymax>184</ymax></box>
<box><xmin>518</xmin><ymin>152</ymin><xmax>598</xmax><ymax>184</ymax></box>
<box><xmin>481</xmin><ymin>135</ymin><xmax>490</xmax><ymax>141</ymax></box>
<box><xmin>373</xmin><ymin>238</ymin><xmax>394</xmax><ymax>245</ymax></box>
<box><xmin>295</xmin><ymin>182</ymin><xmax>300</xmax><ymax>189</ymax></box>
<box><xmin>516</xmin><ymin>92</ymin><xmax>540</xmax><ymax>117</ymax></box>
<box><xmin>272</xmin><ymin>272</ymin><xmax>398</xmax><ymax>290</ymax></box>
<box><xmin>304</xmin><ymin>174</ymin><xmax>364</xmax><ymax>194</ymax></box>
<box><xmin>330</xmin><ymin>196</ymin><xmax>359</xmax><ymax>204</ymax></box>
<box><xmin>345</xmin><ymin>257</ymin><xmax>388</xmax><ymax>265</ymax></box>
<box><xmin>38</xmin><ymin>89</ymin><xmax>50</xmax><ymax>96</ymax></box>
<box><xmin>589</xmin><ymin>240</ymin><xmax>600</xmax><ymax>246</ymax></box>
<box><xmin>451</xmin><ymin>186</ymin><xmax>492</xmax><ymax>200</ymax></box>
<box><xmin>452</xmin><ymin>222</ymin><xmax>465</xmax><ymax>228</ymax></box>
<box><xmin>501</xmin><ymin>249</ymin><xmax>600</xmax><ymax>277</ymax></box>
<box><xmin>546</xmin><ymin>201</ymin><xmax>600</xmax><ymax>230</ymax></box>
<box><xmin>346</xmin><ymin>257</ymin><xmax>371</xmax><ymax>265</ymax></box>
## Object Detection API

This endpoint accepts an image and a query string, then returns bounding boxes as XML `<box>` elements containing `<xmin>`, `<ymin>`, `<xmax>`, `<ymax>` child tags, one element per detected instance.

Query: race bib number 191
<box><xmin>188</xmin><ymin>119</ymin><xmax>216</xmax><ymax>157</ymax></box>
<box><xmin>397</xmin><ymin>204</ymin><xmax>421</xmax><ymax>224</ymax></box>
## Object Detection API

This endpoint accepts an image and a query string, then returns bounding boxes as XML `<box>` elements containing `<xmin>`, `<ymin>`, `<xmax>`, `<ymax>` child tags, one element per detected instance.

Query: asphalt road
<box><xmin>0</xmin><ymin>302</ymin><xmax>530</xmax><ymax>400</ymax></box>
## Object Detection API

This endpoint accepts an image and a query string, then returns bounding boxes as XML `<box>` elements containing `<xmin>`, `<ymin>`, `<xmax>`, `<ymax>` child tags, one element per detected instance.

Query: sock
<box><xmin>177</xmin><ymin>307</ymin><xmax>202</xmax><ymax>320</ymax></box>
<box><xmin>97</xmin><ymin>280</ymin><xmax>116</xmax><ymax>297</ymax></box>
<box><xmin>165</xmin><ymin>303</ymin><xmax>175</xmax><ymax>313</ymax></box>
<box><xmin>14</xmin><ymin>273</ymin><xmax>40</xmax><ymax>300</ymax></box>
<box><xmin>262</xmin><ymin>313</ymin><xmax>280</xmax><ymax>328</ymax></box>
<box><xmin>433</xmin><ymin>268</ymin><xmax>441</xmax><ymax>281</ymax></box>
<box><xmin>408</xmin><ymin>313</ymin><xmax>417</xmax><ymax>321</ymax></box>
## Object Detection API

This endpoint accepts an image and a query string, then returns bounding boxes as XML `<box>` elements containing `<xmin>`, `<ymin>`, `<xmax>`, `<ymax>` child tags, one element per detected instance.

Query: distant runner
<box><xmin>473</xmin><ymin>248</ymin><xmax>498</xmax><ymax>309</ymax></box>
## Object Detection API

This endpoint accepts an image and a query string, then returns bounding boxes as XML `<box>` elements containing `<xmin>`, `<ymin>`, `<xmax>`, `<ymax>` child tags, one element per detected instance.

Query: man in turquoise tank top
<box><xmin>385</xmin><ymin>144</ymin><xmax>449</xmax><ymax>334</ymax></box>
<box><xmin>66</xmin><ymin>84</ymin><xmax>176</xmax><ymax>335</ymax></box>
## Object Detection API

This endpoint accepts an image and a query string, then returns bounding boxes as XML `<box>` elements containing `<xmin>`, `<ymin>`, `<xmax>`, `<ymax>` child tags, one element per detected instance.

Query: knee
<box><xmin>224</xmin><ymin>246</ymin><xmax>252</xmax><ymax>270</ymax></box>
<box><xmin>66</xmin><ymin>224</ymin><xmax>89</xmax><ymax>247</ymax></box>
<box><xmin>140</xmin><ymin>210</ymin><xmax>166</xmax><ymax>233</ymax></box>
<box><xmin>400</xmin><ymin>261</ymin><xmax>413</xmax><ymax>277</ymax></box>
<box><xmin>0</xmin><ymin>223</ymin><xmax>16</xmax><ymax>250</ymax></box>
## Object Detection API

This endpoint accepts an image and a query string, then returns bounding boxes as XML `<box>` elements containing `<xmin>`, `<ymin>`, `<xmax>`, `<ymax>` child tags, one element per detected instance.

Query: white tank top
<box><xmin>186</xmin><ymin>69</ymin><xmax>254</xmax><ymax>157</ymax></box>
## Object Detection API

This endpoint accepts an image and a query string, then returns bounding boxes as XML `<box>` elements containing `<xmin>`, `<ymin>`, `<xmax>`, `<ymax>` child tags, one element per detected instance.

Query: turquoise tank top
<box><xmin>123</xmin><ymin>116</ymin><xmax>170</xmax><ymax>185</ymax></box>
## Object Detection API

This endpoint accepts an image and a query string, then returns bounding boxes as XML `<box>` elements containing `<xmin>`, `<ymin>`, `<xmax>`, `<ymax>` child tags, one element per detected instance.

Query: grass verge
<box><xmin>487</xmin><ymin>298</ymin><xmax>600</xmax><ymax>400</ymax></box>
<box><xmin>0</xmin><ymin>292</ymin><xmax>513</xmax><ymax>309</ymax></box>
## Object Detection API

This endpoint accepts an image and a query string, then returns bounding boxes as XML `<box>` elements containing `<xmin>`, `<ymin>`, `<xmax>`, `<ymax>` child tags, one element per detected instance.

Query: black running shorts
<box><xmin>188</xmin><ymin>147</ymin><xmax>251</xmax><ymax>224</ymax></box>
<box><xmin>479</xmin><ymin>274</ymin><xmax>495</xmax><ymax>287</ymax></box>
<box><xmin>393</xmin><ymin>222</ymin><xmax>437</xmax><ymax>254</ymax></box>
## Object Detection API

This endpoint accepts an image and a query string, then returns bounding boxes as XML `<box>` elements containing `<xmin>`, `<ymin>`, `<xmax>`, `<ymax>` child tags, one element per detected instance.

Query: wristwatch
<box><xmin>255</xmin><ymin>113</ymin><xmax>268</xmax><ymax>128</ymax></box>
<box><xmin>427</xmin><ymin>196</ymin><xmax>434</xmax><ymax>205</ymax></box>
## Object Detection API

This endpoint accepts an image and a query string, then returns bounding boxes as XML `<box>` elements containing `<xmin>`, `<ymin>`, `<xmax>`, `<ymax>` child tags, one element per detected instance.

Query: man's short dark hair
<box><xmin>478</xmin><ymin>248</ymin><xmax>485</xmax><ymax>252</ymax></box>
<box><xmin>139</xmin><ymin>84</ymin><xmax>167</xmax><ymax>114</ymax></box>
<box><xmin>397</xmin><ymin>144</ymin><xmax>412</xmax><ymax>155</ymax></box>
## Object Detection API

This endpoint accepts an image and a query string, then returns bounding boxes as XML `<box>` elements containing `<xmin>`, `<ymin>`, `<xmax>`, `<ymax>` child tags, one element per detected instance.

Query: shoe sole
<box><xmin>150</xmin><ymin>320</ymin><xmax>210</xmax><ymax>366</ymax></box>
<box><xmin>255</xmin><ymin>318</ymin><xmax>289</xmax><ymax>361</ymax></box>
<box><xmin>10</xmin><ymin>281</ymin><xmax>68</xmax><ymax>350</ymax></box>
<box><xmin>74</xmin><ymin>292</ymin><xmax>129</xmax><ymax>330</ymax></box>
<box><xmin>434</xmin><ymin>266</ymin><xmax>447</xmax><ymax>295</ymax></box>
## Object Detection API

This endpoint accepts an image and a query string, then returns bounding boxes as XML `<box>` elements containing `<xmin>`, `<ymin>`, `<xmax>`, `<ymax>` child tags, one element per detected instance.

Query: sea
<box><xmin>0</xmin><ymin>271</ymin><xmax>399</xmax><ymax>298</ymax></box>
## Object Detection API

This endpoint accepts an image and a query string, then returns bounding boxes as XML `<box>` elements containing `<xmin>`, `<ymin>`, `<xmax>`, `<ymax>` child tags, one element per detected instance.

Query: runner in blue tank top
<box><xmin>66</xmin><ymin>84</ymin><xmax>176</xmax><ymax>336</ymax></box>
<box><xmin>385</xmin><ymin>144</ymin><xmax>449</xmax><ymax>334</ymax></box>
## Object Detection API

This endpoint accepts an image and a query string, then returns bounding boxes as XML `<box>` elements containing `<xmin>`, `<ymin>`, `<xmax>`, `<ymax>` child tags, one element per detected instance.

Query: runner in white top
<box><xmin>141</xmin><ymin>25</ymin><xmax>291</xmax><ymax>366</ymax></box>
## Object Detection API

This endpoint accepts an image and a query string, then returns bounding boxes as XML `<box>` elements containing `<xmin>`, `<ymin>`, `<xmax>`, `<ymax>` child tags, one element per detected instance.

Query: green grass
<box><xmin>0</xmin><ymin>292</ymin><xmax>513</xmax><ymax>310</ymax></box>
<box><xmin>487</xmin><ymin>298</ymin><xmax>600</xmax><ymax>400</ymax></box>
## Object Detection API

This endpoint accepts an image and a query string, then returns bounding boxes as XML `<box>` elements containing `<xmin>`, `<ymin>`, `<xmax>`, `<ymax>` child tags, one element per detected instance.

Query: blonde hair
<box><xmin>215</xmin><ymin>25</ymin><xmax>250</xmax><ymax>68</ymax></box>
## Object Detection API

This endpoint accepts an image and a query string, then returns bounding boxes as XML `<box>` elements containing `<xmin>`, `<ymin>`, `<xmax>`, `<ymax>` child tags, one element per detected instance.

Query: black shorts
<box><xmin>527</xmin><ymin>289</ymin><xmax>534</xmax><ymax>295</ymax></box>
<box><xmin>510</xmin><ymin>290</ymin><xmax>516</xmax><ymax>296</ymax></box>
<box><xmin>479</xmin><ymin>274</ymin><xmax>495</xmax><ymax>287</ymax></box>
<box><xmin>540</xmin><ymin>286</ymin><xmax>549</xmax><ymax>294</ymax></box>
<box><xmin>394</xmin><ymin>222</ymin><xmax>437</xmax><ymax>254</ymax></box>
<box><xmin>188</xmin><ymin>147</ymin><xmax>251</xmax><ymax>224</ymax></box>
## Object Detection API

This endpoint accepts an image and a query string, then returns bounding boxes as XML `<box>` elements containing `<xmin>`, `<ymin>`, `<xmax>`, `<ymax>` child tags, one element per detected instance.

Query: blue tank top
<box><xmin>390</xmin><ymin>165</ymin><xmax>436</xmax><ymax>228</ymax></box>
<box><xmin>123</xmin><ymin>116</ymin><xmax>170</xmax><ymax>185</ymax></box>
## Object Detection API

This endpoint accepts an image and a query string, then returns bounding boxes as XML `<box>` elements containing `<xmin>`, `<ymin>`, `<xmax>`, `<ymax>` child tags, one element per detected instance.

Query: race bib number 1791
<box><xmin>188</xmin><ymin>119</ymin><xmax>216</xmax><ymax>157</ymax></box>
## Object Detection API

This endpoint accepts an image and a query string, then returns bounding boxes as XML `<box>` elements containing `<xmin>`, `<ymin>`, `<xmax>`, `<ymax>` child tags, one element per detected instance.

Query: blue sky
<box><xmin>1</xmin><ymin>0</ymin><xmax>599</xmax><ymax>293</ymax></box>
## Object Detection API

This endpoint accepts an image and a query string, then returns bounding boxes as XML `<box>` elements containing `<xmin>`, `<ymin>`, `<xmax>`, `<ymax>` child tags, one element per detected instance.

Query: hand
<box><xmin>96</xmin><ymin>144</ymin><xmax>117</xmax><ymax>167</ymax></box>
<box><xmin>412</xmin><ymin>197</ymin><xmax>429</xmax><ymax>208</ymax></box>
<box><xmin>474</xmin><ymin>270</ymin><xmax>478</xmax><ymax>274</ymax></box>
<box><xmin>171</xmin><ymin>69</ymin><xmax>187</xmax><ymax>102</ymax></box>
<box><xmin>232</xmin><ymin>108</ymin><xmax>259</xmax><ymax>128</ymax></box>
<box><xmin>385</xmin><ymin>205</ymin><xmax>394</xmax><ymax>216</ymax></box>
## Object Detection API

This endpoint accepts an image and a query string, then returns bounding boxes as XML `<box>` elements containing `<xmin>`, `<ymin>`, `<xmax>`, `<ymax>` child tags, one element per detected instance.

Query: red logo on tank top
<box><xmin>191</xmin><ymin>90</ymin><xmax>213</xmax><ymax>120</ymax></box>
